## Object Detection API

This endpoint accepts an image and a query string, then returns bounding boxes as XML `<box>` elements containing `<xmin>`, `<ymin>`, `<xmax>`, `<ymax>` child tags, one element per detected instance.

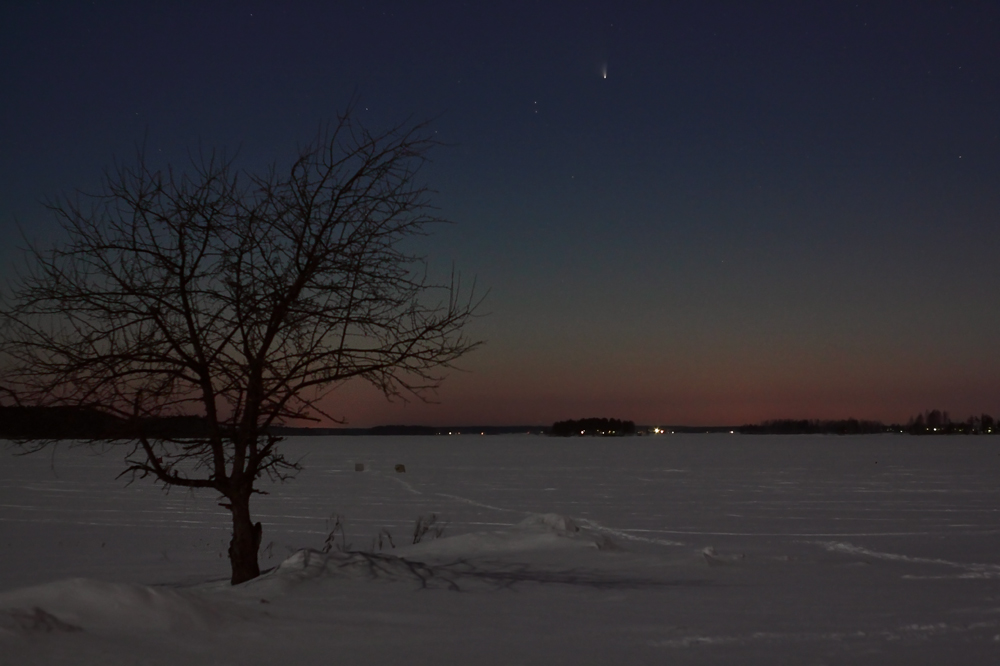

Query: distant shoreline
<box><xmin>270</xmin><ymin>425</ymin><xmax>550</xmax><ymax>437</ymax></box>
<box><xmin>2</xmin><ymin>406</ymin><xmax>996</xmax><ymax>439</ymax></box>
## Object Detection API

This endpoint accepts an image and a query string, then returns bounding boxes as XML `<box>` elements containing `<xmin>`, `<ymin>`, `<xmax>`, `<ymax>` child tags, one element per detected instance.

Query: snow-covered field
<box><xmin>1</xmin><ymin>434</ymin><xmax>999</xmax><ymax>664</ymax></box>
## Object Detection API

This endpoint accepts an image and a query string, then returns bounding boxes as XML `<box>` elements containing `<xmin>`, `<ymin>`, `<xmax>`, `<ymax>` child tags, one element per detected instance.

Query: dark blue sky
<box><xmin>3</xmin><ymin>1</ymin><xmax>999</xmax><ymax>425</ymax></box>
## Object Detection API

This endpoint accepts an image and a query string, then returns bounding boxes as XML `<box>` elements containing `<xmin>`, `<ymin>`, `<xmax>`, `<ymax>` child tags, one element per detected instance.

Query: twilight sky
<box><xmin>2</xmin><ymin>1</ymin><xmax>999</xmax><ymax>426</ymax></box>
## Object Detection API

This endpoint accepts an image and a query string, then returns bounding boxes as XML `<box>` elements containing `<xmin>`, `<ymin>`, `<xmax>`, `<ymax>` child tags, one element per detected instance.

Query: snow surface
<box><xmin>1</xmin><ymin>434</ymin><xmax>999</xmax><ymax>664</ymax></box>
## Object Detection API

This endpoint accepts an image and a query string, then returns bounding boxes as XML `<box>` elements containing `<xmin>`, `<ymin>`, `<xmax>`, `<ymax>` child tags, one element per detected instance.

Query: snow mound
<box><xmin>517</xmin><ymin>513</ymin><xmax>580</xmax><ymax>534</ymax></box>
<box><xmin>242</xmin><ymin>549</ymin><xmax>459</xmax><ymax>594</ymax></box>
<box><xmin>240</xmin><ymin>515</ymin><xmax>621</xmax><ymax>595</ymax></box>
<box><xmin>0</xmin><ymin>578</ymin><xmax>222</xmax><ymax>634</ymax></box>
<box><xmin>702</xmin><ymin>547</ymin><xmax>745</xmax><ymax>566</ymax></box>
<box><xmin>397</xmin><ymin>512</ymin><xmax>616</xmax><ymax>559</ymax></box>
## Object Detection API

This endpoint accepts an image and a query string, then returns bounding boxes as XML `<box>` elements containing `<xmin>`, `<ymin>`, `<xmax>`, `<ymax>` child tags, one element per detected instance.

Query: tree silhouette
<box><xmin>1</xmin><ymin>111</ymin><xmax>482</xmax><ymax>584</ymax></box>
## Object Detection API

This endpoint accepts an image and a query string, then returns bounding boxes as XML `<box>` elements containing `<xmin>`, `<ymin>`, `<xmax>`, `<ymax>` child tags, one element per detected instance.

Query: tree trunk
<box><xmin>228</xmin><ymin>491</ymin><xmax>262</xmax><ymax>585</ymax></box>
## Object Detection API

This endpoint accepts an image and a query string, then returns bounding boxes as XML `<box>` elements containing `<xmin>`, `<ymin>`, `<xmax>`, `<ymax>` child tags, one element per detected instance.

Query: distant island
<box><xmin>550</xmin><ymin>418</ymin><xmax>636</xmax><ymax>437</ymax></box>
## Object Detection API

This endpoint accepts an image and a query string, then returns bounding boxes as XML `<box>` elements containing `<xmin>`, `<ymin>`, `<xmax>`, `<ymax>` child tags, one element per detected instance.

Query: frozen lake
<box><xmin>2</xmin><ymin>434</ymin><xmax>999</xmax><ymax>664</ymax></box>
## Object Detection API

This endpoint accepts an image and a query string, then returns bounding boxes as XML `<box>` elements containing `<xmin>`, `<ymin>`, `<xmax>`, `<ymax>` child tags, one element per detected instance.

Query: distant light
<box><xmin>730</xmin><ymin>430</ymin><xmax>734</xmax><ymax>434</ymax></box>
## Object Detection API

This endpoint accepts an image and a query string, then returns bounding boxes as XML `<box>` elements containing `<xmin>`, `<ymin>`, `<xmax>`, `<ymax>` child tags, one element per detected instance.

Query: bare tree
<box><xmin>0</xmin><ymin>111</ymin><xmax>481</xmax><ymax>584</ymax></box>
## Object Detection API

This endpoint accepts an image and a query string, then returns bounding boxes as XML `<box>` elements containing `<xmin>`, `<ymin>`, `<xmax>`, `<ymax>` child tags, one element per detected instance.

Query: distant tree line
<box><xmin>271</xmin><ymin>425</ymin><xmax>545</xmax><ymax>436</ymax></box>
<box><xmin>741</xmin><ymin>411</ymin><xmax>1000</xmax><ymax>435</ymax></box>
<box><xmin>0</xmin><ymin>405</ymin><xmax>210</xmax><ymax>440</ymax></box>
<box><xmin>550</xmin><ymin>418</ymin><xmax>636</xmax><ymax>437</ymax></box>
<box><xmin>738</xmin><ymin>419</ymin><xmax>891</xmax><ymax>435</ymax></box>
<box><xmin>906</xmin><ymin>409</ymin><xmax>997</xmax><ymax>435</ymax></box>
<box><xmin>7</xmin><ymin>405</ymin><xmax>994</xmax><ymax>440</ymax></box>
<box><xmin>0</xmin><ymin>407</ymin><xmax>547</xmax><ymax>440</ymax></box>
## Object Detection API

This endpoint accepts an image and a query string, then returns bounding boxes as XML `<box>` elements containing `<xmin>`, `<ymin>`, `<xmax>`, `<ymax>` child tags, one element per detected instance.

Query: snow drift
<box><xmin>0</xmin><ymin>578</ymin><xmax>223</xmax><ymax>635</ymax></box>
